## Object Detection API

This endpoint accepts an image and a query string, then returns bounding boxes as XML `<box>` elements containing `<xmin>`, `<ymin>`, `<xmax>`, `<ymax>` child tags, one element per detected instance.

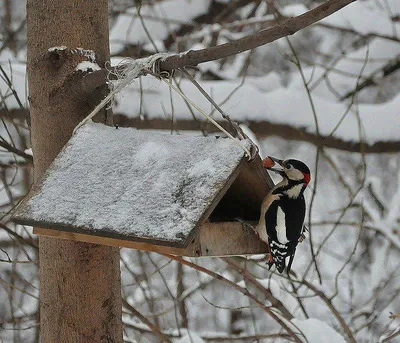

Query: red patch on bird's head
<box><xmin>303</xmin><ymin>173</ymin><xmax>311</xmax><ymax>185</ymax></box>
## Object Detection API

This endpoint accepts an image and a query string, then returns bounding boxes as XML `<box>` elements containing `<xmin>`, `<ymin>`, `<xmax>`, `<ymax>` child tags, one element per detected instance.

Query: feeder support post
<box><xmin>26</xmin><ymin>0</ymin><xmax>123</xmax><ymax>341</ymax></box>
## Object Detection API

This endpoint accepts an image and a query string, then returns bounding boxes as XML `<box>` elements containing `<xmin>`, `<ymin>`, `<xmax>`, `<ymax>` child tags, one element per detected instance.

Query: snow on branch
<box><xmin>79</xmin><ymin>0</ymin><xmax>356</xmax><ymax>97</ymax></box>
<box><xmin>114</xmin><ymin>115</ymin><xmax>400</xmax><ymax>154</ymax></box>
<box><xmin>73</xmin><ymin>0</ymin><xmax>357</xmax><ymax>136</ymax></box>
<box><xmin>340</xmin><ymin>55</ymin><xmax>400</xmax><ymax>101</ymax></box>
<box><xmin>159</xmin><ymin>0</ymin><xmax>357</xmax><ymax>72</ymax></box>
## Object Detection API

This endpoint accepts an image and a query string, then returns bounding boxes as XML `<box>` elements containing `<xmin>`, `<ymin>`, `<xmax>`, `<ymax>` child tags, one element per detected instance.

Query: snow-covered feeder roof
<box><xmin>13</xmin><ymin>123</ymin><xmax>273</xmax><ymax>253</ymax></box>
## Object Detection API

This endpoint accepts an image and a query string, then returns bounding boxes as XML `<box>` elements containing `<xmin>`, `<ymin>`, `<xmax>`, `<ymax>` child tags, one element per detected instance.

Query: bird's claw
<box><xmin>267</xmin><ymin>260</ymin><xmax>274</xmax><ymax>270</ymax></box>
<box><xmin>267</xmin><ymin>251</ymin><xmax>274</xmax><ymax>270</ymax></box>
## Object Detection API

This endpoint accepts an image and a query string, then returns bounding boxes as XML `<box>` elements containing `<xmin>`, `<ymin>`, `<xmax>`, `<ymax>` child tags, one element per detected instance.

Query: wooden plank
<box><xmin>12</xmin><ymin>132</ymin><xmax>250</xmax><ymax>248</ymax></box>
<box><xmin>249</xmin><ymin>154</ymin><xmax>275</xmax><ymax>189</ymax></box>
<box><xmin>34</xmin><ymin>221</ymin><xmax>268</xmax><ymax>257</ymax></box>
<box><xmin>15</xmin><ymin>217</ymin><xmax>191</xmax><ymax>248</ymax></box>
<box><xmin>14</xmin><ymin>155</ymin><xmax>248</xmax><ymax>249</ymax></box>
<box><xmin>238</xmin><ymin>154</ymin><xmax>274</xmax><ymax>202</ymax></box>
<box><xmin>34</xmin><ymin>227</ymin><xmax>201</xmax><ymax>256</ymax></box>
<box><xmin>183</xmin><ymin>155</ymin><xmax>248</xmax><ymax>246</ymax></box>
<box><xmin>20</xmin><ymin>153</ymin><xmax>273</xmax><ymax>256</ymax></box>
<box><xmin>210</xmin><ymin>155</ymin><xmax>273</xmax><ymax>221</ymax></box>
<box><xmin>199</xmin><ymin>222</ymin><xmax>268</xmax><ymax>256</ymax></box>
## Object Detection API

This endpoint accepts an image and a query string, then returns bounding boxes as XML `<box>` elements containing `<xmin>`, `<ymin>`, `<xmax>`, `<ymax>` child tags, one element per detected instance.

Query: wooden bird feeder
<box><xmin>12</xmin><ymin>123</ymin><xmax>274</xmax><ymax>257</ymax></box>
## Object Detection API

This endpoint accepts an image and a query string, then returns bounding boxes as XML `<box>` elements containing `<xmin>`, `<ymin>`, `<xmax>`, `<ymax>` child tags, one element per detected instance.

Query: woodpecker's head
<box><xmin>264</xmin><ymin>156</ymin><xmax>311</xmax><ymax>186</ymax></box>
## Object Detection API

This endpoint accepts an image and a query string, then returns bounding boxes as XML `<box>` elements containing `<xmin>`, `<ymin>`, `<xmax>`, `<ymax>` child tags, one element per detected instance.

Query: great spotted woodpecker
<box><xmin>256</xmin><ymin>156</ymin><xmax>311</xmax><ymax>274</ymax></box>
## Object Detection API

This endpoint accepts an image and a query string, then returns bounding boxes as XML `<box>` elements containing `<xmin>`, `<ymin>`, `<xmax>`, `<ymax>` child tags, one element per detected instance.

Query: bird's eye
<box><xmin>286</xmin><ymin>164</ymin><xmax>292</xmax><ymax>170</ymax></box>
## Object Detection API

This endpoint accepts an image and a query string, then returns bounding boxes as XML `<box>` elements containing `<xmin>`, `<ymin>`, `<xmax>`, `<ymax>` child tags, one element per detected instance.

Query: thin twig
<box><xmin>181</xmin><ymin>68</ymin><xmax>245</xmax><ymax>140</ymax></box>
<box><xmin>224</xmin><ymin>257</ymin><xmax>294</xmax><ymax>320</ymax></box>
<box><xmin>123</xmin><ymin>299</ymin><xmax>173</xmax><ymax>343</ymax></box>
<box><xmin>160</xmin><ymin>0</ymin><xmax>356</xmax><ymax>71</ymax></box>
<box><xmin>298</xmin><ymin>277</ymin><xmax>357</xmax><ymax>343</ymax></box>
<box><xmin>163</xmin><ymin>254</ymin><xmax>303</xmax><ymax>343</ymax></box>
<box><xmin>0</xmin><ymin>140</ymin><xmax>33</xmax><ymax>162</ymax></box>
<box><xmin>80</xmin><ymin>0</ymin><xmax>356</xmax><ymax>96</ymax></box>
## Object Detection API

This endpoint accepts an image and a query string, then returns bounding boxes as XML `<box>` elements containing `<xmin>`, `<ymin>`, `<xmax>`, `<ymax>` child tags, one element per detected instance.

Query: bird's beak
<box><xmin>265</xmin><ymin>156</ymin><xmax>285</xmax><ymax>176</ymax></box>
<box><xmin>268</xmin><ymin>156</ymin><xmax>283</xmax><ymax>166</ymax></box>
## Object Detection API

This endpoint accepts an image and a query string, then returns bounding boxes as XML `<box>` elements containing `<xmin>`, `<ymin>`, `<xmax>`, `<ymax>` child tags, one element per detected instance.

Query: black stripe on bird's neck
<box><xmin>272</xmin><ymin>179</ymin><xmax>306</xmax><ymax>197</ymax></box>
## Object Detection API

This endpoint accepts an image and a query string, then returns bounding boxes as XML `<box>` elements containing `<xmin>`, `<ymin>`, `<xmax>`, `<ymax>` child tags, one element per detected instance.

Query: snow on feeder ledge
<box><xmin>12</xmin><ymin>123</ymin><xmax>273</xmax><ymax>257</ymax></box>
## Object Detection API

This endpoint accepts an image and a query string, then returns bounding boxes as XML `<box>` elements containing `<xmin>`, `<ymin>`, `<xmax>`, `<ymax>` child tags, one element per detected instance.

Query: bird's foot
<box><xmin>267</xmin><ymin>253</ymin><xmax>274</xmax><ymax>270</ymax></box>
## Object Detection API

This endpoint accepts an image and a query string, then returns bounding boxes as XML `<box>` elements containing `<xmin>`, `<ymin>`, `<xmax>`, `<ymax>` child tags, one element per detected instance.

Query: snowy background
<box><xmin>1</xmin><ymin>0</ymin><xmax>400</xmax><ymax>342</ymax></box>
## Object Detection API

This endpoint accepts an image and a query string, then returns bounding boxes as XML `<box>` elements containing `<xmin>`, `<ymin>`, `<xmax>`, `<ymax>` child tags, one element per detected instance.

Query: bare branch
<box><xmin>381</xmin><ymin>328</ymin><xmax>400</xmax><ymax>343</ymax></box>
<box><xmin>80</xmin><ymin>0</ymin><xmax>356</xmax><ymax>96</ymax></box>
<box><xmin>115</xmin><ymin>115</ymin><xmax>400</xmax><ymax>153</ymax></box>
<box><xmin>0</xmin><ymin>223</ymin><xmax>38</xmax><ymax>249</ymax></box>
<box><xmin>124</xmin><ymin>320</ymin><xmax>291</xmax><ymax>341</ymax></box>
<box><xmin>299</xmin><ymin>277</ymin><xmax>357</xmax><ymax>343</ymax></box>
<box><xmin>159</xmin><ymin>0</ymin><xmax>356</xmax><ymax>71</ymax></box>
<box><xmin>224</xmin><ymin>257</ymin><xmax>294</xmax><ymax>320</ymax></box>
<box><xmin>123</xmin><ymin>299</ymin><xmax>173</xmax><ymax>343</ymax></box>
<box><xmin>318</xmin><ymin>22</ymin><xmax>400</xmax><ymax>43</ymax></box>
<box><xmin>164</xmin><ymin>254</ymin><xmax>303</xmax><ymax>343</ymax></box>
<box><xmin>0</xmin><ymin>140</ymin><xmax>33</xmax><ymax>162</ymax></box>
<box><xmin>341</xmin><ymin>55</ymin><xmax>400</xmax><ymax>101</ymax></box>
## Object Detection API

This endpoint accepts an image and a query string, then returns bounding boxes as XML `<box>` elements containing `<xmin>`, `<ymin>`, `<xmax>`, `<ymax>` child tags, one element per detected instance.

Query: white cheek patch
<box><xmin>286</xmin><ymin>184</ymin><xmax>304</xmax><ymax>199</ymax></box>
<box><xmin>286</xmin><ymin>169</ymin><xmax>304</xmax><ymax>180</ymax></box>
<box><xmin>276</xmin><ymin>207</ymin><xmax>289</xmax><ymax>244</ymax></box>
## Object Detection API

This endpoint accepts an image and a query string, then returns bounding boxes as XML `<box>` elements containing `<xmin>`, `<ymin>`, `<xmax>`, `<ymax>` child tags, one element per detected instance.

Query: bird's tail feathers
<box><xmin>267</xmin><ymin>254</ymin><xmax>295</xmax><ymax>274</ymax></box>
<box><xmin>286</xmin><ymin>253</ymin><xmax>295</xmax><ymax>274</ymax></box>
<box><xmin>274</xmin><ymin>257</ymin><xmax>286</xmax><ymax>274</ymax></box>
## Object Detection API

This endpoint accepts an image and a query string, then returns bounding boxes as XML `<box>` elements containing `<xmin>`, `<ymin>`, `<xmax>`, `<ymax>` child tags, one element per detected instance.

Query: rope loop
<box><xmin>73</xmin><ymin>55</ymin><xmax>260</xmax><ymax>162</ymax></box>
<box><xmin>180</xmin><ymin>68</ymin><xmax>259</xmax><ymax>161</ymax></box>
<box><xmin>160</xmin><ymin>77</ymin><xmax>252</xmax><ymax>159</ymax></box>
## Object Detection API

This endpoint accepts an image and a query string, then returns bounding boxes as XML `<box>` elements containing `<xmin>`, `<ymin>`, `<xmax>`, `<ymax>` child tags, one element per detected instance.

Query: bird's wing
<box><xmin>265</xmin><ymin>198</ymin><xmax>305</xmax><ymax>274</ymax></box>
<box><xmin>264</xmin><ymin>199</ymin><xmax>280</xmax><ymax>242</ymax></box>
<box><xmin>280</xmin><ymin>197</ymin><xmax>306</xmax><ymax>245</ymax></box>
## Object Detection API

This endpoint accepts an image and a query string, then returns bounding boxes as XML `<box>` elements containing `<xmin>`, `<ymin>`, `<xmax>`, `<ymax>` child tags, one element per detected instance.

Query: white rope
<box><xmin>160</xmin><ymin>77</ymin><xmax>251</xmax><ymax>158</ymax></box>
<box><xmin>72</xmin><ymin>55</ymin><xmax>251</xmax><ymax>158</ymax></box>
<box><xmin>73</xmin><ymin>53</ymin><xmax>171</xmax><ymax>135</ymax></box>
<box><xmin>181</xmin><ymin>68</ymin><xmax>259</xmax><ymax>160</ymax></box>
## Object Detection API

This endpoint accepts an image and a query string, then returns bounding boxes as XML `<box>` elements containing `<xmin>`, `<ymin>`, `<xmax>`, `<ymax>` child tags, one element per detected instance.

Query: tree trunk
<box><xmin>26</xmin><ymin>1</ymin><xmax>122</xmax><ymax>342</ymax></box>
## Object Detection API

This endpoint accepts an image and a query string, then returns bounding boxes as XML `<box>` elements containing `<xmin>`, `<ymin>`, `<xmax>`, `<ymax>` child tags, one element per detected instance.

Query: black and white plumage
<box><xmin>256</xmin><ymin>156</ymin><xmax>310</xmax><ymax>274</ymax></box>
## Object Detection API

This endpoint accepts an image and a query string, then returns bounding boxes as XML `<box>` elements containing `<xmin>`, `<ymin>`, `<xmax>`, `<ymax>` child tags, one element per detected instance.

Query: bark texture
<box><xmin>26</xmin><ymin>0</ymin><xmax>122</xmax><ymax>342</ymax></box>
